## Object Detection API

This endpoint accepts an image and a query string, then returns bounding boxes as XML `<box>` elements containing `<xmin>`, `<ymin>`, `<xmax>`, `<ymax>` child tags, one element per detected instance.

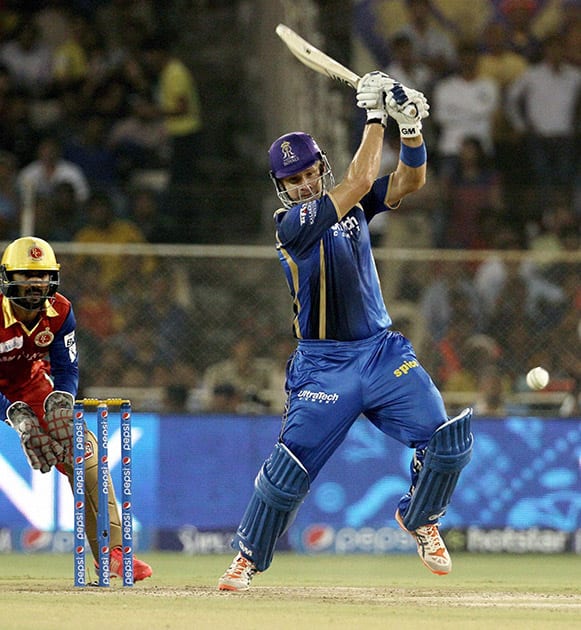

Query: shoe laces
<box><xmin>415</xmin><ymin>524</ymin><xmax>446</xmax><ymax>556</ymax></box>
<box><xmin>227</xmin><ymin>555</ymin><xmax>256</xmax><ymax>579</ymax></box>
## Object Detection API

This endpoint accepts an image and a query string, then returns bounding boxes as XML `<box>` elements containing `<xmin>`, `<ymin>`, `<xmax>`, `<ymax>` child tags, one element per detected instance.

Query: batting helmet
<box><xmin>0</xmin><ymin>236</ymin><xmax>60</xmax><ymax>308</ymax></box>
<box><xmin>268</xmin><ymin>132</ymin><xmax>335</xmax><ymax>208</ymax></box>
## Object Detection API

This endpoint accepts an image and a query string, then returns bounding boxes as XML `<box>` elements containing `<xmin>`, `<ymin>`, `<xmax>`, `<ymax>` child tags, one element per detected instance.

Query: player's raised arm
<box><xmin>328</xmin><ymin>71</ymin><xmax>391</xmax><ymax>218</ymax></box>
<box><xmin>384</xmin><ymin>83</ymin><xmax>430</xmax><ymax>206</ymax></box>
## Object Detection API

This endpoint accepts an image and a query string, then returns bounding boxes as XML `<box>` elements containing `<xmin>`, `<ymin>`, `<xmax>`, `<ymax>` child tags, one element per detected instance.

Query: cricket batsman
<box><xmin>0</xmin><ymin>236</ymin><xmax>152</xmax><ymax>580</ymax></box>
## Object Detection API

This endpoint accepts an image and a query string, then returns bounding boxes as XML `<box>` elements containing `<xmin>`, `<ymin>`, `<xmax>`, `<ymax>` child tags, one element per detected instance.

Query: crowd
<box><xmin>358</xmin><ymin>0</ymin><xmax>580</xmax><ymax>251</ymax></box>
<box><xmin>0</xmin><ymin>0</ymin><xmax>579</xmax><ymax>415</ymax></box>
<box><xmin>0</xmin><ymin>0</ymin><xmax>202</xmax><ymax>243</ymax></box>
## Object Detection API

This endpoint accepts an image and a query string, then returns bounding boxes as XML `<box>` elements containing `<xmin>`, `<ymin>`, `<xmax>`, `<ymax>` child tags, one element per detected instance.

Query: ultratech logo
<box><xmin>297</xmin><ymin>389</ymin><xmax>339</xmax><ymax>404</ymax></box>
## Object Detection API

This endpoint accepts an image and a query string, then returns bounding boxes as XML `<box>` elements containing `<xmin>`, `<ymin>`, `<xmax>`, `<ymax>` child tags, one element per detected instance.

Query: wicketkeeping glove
<box><xmin>356</xmin><ymin>71</ymin><xmax>394</xmax><ymax>127</ymax></box>
<box><xmin>386</xmin><ymin>83</ymin><xmax>430</xmax><ymax>138</ymax></box>
<box><xmin>5</xmin><ymin>402</ymin><xmax>65</xmax><ymax>473</ymax></box>
<box><xmin>44</xmin><ymin>390</ymin><xmax>74</xmax><ymax>414</ymax></box>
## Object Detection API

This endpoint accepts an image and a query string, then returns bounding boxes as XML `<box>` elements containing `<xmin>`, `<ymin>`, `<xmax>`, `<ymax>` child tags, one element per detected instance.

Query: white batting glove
<box><xmin>356</xmin><ymin>71</ymin><xmax>395</xmax><ymax>127</ymax></box>
<box><xmin>386</xmin><ymin>83</ymin><xmax>430</xmax><ymax>138</ymax></box>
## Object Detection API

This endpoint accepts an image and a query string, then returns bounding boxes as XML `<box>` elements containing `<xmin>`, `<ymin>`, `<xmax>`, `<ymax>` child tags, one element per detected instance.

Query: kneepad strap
<box><xmin>232</xmin><ymin>442</ymin><xmax>309</xmax><ymax>571</ymax></box>
<box><xmin>403</xmin><ymin>408</ymin><xmax>473</xmax><ymax>531</ymax></box>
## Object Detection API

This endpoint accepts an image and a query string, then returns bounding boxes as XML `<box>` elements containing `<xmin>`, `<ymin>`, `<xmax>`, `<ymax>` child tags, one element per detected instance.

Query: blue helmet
<box><xmin>268</xmin><ymin>132</ymin><xmax>334</xmax><ymax>208</ymax></box>
<box><xmin>269</xmin><ymin>132</ymin><xmax>323</xmax><ymax>178</ymax></box>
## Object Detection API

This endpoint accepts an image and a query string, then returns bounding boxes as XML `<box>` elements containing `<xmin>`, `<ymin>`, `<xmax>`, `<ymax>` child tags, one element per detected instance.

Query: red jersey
<box><xmin>0</xmin><ymin>293</ymin><xmax>79</xmax><ymax>422</ymax></box>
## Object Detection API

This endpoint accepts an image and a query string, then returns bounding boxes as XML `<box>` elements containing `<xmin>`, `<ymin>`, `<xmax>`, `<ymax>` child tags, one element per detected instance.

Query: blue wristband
<box><xmin>400</xmin><ymin>143</ymin><xmax>427</xmax><ymax>168</ymax></box>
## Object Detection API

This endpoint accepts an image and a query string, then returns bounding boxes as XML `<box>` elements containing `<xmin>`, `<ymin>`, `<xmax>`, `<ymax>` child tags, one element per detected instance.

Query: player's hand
<box><xmin>356</xmin><ymin>71</ymin><xmax>394</xmax><ymax>127</ymax></box>
<box><xmin>5</xmin><ymin>402</ymin><xmax>65</xmax><ymax>473</ymax></box>
<box><xmin>386</xmin><ymin>83</ymin><xmax>430</xmax><ymax>138</ymax></box>
<box><xmin>44</xmin><ymin>390</ymin><xmax>74</xmax><ymax>413</ymax></box>
<box><xmin>44</xmin><ymin>406</ymin><xmax>75</xmax><ymax>466</ymax></box>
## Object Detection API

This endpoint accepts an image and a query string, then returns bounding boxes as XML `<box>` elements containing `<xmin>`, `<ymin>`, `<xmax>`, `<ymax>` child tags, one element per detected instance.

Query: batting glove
<box><xmin>5</xmin><ymin>401</ymin><xmax>65</xmax><ymax>473</ymax></box>
<box><xmin>356</xmin><ymin>71</ymin><xmax>395</xmax><ymax>127</ymax></box>
<box><xmin>386</xmin><ymin>83</ymin><xmax>430</xmax><ymax>138</ymax></box>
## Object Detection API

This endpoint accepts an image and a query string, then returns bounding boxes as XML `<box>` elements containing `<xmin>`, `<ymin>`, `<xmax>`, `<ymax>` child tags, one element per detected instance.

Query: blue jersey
<box><xmin>275</xmin><ymin>175</ymin><xmax>393</xmax><ymax>341</ymax></box>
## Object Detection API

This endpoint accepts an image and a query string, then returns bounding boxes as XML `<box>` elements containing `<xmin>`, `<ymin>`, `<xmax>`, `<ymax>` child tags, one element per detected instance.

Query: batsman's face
<box><xmin>12</xmin><ymin>271</ymin><xmax>51</xmax><ymax>308</ymax></box>
<box><xmin>281</xmin><ymin>162</ymin><xmax>324</xmax><ymax>203</ymax></box>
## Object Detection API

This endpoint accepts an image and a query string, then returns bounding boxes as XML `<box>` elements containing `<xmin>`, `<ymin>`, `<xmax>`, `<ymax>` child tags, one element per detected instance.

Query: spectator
<box><xmin>16</xmin><ymin>135</ymin><xmax>90</xmax><ymax>204</ymax></box>
<box><xmin>473</xmin><ymin>364</ymin><xmax>508</xmax><ymax>416</ymax></box>
<box><xmin>0</xmin><ymin>150</ymin><xmax>19</xmax><ymax>239</ymax></box>
<box><xmin>432</xmin><ymin>41</ymin><xmax>500</xmax><ymax>180</ymax></box>
<box><xmin>52</xmin><ymin>10</ymin><xmax>91</xmax><ymax>92</ymax></box>
<box><xmin>477</xmin><ymin>19</ymin><xmax>530</xmax><ymax>203</ymax></box>
<box><xmin>163</xmin><ymin>384</ymin><xmax>191</xmax><ymax>414</ymax></box>
<box><xmin>72</xmin><ymin>191</ymin><xmax>148</xmax><ymax>287</ymax></box>
<box><xmin>138</xmin><ymin>32</ymin><xmax>204</xmax><ymax>241</ymax></box>
<box><xmin>202</xmin><ymin>335</ymin><xmax>277</xmax><ymax>415</ymax></box>
<box><xmin>35</xmin><ymin>181</ymin><xmax>82</xmax><ymax>242</ymax></box>
<box><xmin>419</xmin><ymin>261</ymin><xmax>482</xmax><ymax>343</ymax></box>
<box><xmin>107</xmin><ymin>98</ymin><xmax>168</xmax><ymax>180</ymax></box>
<box><xmin>124</xmin><ymin>187</ymin><xmax>167</xmax><ymax>241</ymax></box>
<box><xmin>396</xmin><ymin>0</ymin><xmax>457</xmax><ymax>78</ymax></box>
<box><xmin>62</xmin><ymin>113</ymin><xmax>119</xmax><ymax>190</ymax></box>
<box><xmin>0</xmin><ymin>89</ymin><xmax>41</xmax><ymax>167</ymax></box>
<box><xmin>0</xmin><ymin>18</ymin><xmax>53</xmax><ymax>97</ymax></box>
<box><xmin>497</xmin><ymin>0</ymin><xmax>543</xmax><ymax>63</ymax></box>
<box><xmin>505</xmin><ymin>33</ymin><xmax>581</xmax><ymax>207</ymax></box>
<box><xmin>478</xmin><ymin>20</ymin><xmax>529</xmax><ymax>90</ymax></box>
<box><xmin>384</xmin><ymin>33</ymin><xmax>434</xmax><ymax>96</ymax></box>
<box><xmin>441</xmin><ymin>136</ymin><xmax>504</xmax><ymax>249</ymax></box>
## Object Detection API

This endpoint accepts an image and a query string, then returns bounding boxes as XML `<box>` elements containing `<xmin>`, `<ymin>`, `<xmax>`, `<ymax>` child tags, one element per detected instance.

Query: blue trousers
<box><xmin>280</xmin><ymin>329</ymin><xmax>448</xmax><ymax>511</ymax></box>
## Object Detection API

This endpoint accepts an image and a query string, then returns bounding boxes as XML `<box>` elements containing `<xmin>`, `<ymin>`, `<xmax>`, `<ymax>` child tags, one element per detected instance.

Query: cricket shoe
<box><xmin>218</xmin><ymin>553</ymin><xmax>258</xmax><ymax>591</ymax></box>
<box><xmin>94</xmin><ymin>547</ymin><xmax>153</xmax><ymax>581</ymax></box>
<box><xmin>395</xmin><ymin>509</ymin><xmax>451</xmax><ymax>575</ymax></box>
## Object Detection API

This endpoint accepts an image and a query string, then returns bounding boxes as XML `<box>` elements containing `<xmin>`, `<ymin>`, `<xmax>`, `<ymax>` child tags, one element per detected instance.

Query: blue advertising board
<box><xmin>1</xmin><ymin>415</ymin><xmax>580</xmax><ymax>554</ymax></box>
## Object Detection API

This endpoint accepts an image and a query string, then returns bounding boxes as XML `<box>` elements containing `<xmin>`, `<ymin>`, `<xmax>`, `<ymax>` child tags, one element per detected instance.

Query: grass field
<box><xmin>0</xmin><ymin>552</ymin><xmax>580</xmax><ymax>629</ymax></box>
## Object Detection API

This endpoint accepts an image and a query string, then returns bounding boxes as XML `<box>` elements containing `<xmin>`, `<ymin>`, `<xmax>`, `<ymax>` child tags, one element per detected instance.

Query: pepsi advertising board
<box><xmin>0</xmin><ymin>415</ymin><xmax>580</xmax><ymax>554</ymax></box>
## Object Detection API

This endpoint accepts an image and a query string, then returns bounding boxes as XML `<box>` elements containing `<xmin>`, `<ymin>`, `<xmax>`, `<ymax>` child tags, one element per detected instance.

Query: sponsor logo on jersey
<box><xmin>299</xmin><ymin>201</ymin><xmax>317</xmax><ymax>226</ymax></box>
<box><xmin>393</xmin><ymin>359</ymin><xmax>419</xmax><ymax>377</ymax></box>
<box><xmin>331</xmin><ymin>214</ymin><xmax>360</xmax><ymax>238</ymax></box>
<box><xmin>0</xmin><ymin>336</ymin><xmax>24</xmax><ymax>354</ymax></box>
<box><xmin>297</xmin><ymin>389</ymin><xmax>339</xmax><ymax>403</ymax></box>
<box><xmin>64</xmin><ymin>330</ymin><xmax>77</xmax><ymax>361</ymax></box>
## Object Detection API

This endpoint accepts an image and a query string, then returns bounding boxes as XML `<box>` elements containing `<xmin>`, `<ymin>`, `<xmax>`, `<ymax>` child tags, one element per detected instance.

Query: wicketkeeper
<box><xmin>0</xmin><ymin>236</ymin><xmax>152</xmax><ymax>581</ymax></box>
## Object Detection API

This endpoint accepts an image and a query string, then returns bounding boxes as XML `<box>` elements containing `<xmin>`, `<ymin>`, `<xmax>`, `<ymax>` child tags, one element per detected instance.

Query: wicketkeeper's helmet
<box><xmin>268</xmin><ymin>132</ymin><xmax>335</xmax><ymax>208</ymax></box>
<box><xmin>0</xmin><ymin>236</ymin><xmax>60</xmax><ymax>309</ymax></box>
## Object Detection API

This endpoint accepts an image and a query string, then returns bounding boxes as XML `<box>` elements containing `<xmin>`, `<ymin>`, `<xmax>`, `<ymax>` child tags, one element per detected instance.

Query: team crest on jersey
<box><xmin>34</xmin><ymin>327</ymin><xmax>54</xmax><ymax>347</ymax></box>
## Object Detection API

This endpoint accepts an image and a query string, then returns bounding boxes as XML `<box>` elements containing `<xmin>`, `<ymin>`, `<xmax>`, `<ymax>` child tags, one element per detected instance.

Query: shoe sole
<box><xmin>218</xmin><ymin>581</ymin><xmax>249</xmax><ymax>592</ymax></box>
<box><xmin>395</xmin><ymin>510</ymin><xmax>450</xmax><ymax>576</ymax></box>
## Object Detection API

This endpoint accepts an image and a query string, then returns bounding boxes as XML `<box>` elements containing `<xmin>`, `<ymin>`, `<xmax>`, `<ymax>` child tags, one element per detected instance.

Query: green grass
<box><xmin>0</xmin><ymin>552</ymin><xmax>580</xmax><ymax>629</ymax></box>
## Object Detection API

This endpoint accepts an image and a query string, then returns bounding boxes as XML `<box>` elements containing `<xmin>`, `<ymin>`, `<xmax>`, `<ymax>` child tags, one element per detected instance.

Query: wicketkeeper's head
<box><xmin>0</xmin><ymin>236</ymin><xmax>60</xmax><ymax>310</ymax></box>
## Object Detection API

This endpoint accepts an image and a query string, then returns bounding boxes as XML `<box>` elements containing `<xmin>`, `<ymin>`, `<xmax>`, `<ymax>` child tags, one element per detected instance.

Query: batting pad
<box><xmin>403</xmin><ymin>408</ymin><xmax>473</xmax><ymax>532</ymax></box>
<box><xmin>232</xmin><ymin>442</ymin><xmax>310</xmax><ymax>571</ymax></box>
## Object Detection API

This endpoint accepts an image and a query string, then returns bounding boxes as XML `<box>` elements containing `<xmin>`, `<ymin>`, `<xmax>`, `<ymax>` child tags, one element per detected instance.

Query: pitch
<box><xmin>1</xmin><ymin>552</ymin><xmax>580</xmax><ymax>629</ymax></box>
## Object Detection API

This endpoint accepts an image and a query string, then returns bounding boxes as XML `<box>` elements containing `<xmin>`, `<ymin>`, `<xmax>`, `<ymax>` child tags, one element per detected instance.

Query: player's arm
<box><xmin>386</xmin><ymin>135</ymin><xmax>427</xmax><ymax>207</ymax></box>
<box><xmin>47</xmin><ymin>307</ymin><xmax>79</xmax><ymax>397</ymax></box>
<box><xmin>328</xmin><ymin>72</ymin><xmax>388</xmax><ymax>219</ymax></box>
<box><xmin>383</xmin><ymin>83</ymin><xmax>430</xmax><ymax>207</ymax></box>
